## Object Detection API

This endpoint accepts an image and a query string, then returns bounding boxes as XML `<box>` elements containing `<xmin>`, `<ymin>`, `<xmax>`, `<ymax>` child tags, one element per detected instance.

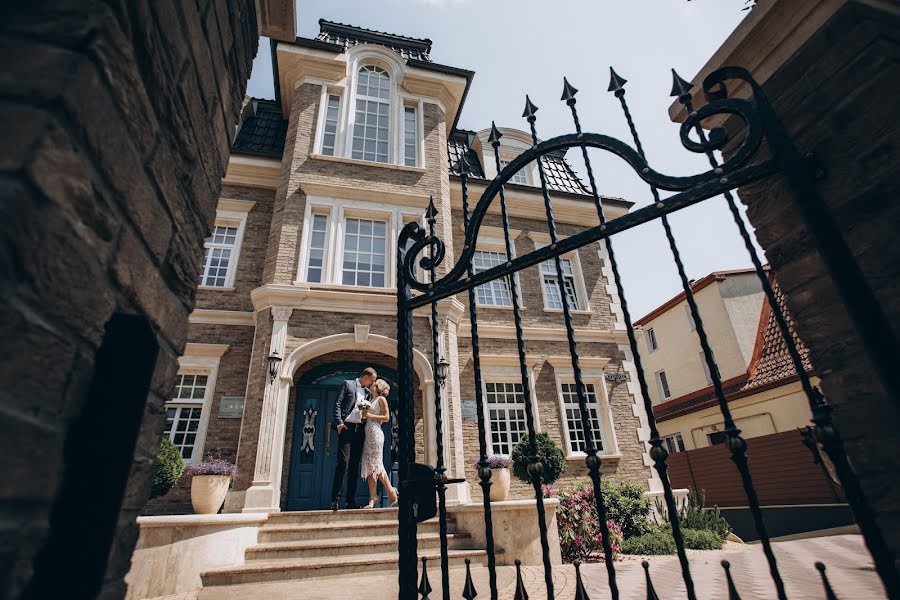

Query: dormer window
<box><xmin>499</xmin><ymin>159</ymin><xmax>527</xmax><ymax>185</ymax></box>
<box><xmin>352</xmin><ymin>66</ymin><xmax>391</xmax><ymax>163</ymax></box>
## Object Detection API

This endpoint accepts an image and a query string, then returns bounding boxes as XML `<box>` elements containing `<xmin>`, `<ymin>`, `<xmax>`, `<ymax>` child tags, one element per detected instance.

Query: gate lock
<box><xmin>400</xmin><ymin>463</ymin><xmax>464</xmax><ymax>523</ymax></box>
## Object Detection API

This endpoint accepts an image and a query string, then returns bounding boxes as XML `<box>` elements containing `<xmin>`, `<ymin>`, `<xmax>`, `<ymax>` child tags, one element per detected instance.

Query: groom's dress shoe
<box><xmin>330</xmin><ymin>500</ymin><xmax>340</xmax><ymax>512</ymax></box>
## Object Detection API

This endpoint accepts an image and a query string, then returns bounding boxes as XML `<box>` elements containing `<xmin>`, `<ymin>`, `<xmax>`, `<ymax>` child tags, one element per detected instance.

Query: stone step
<box><xmin>258</xmin><ymin>518</ymin><xmax>444</xmax><ymax>543</ymax></box>
<box><xmin>200</xmin><ymin>548</ymin><xmax>495</xmax><ymax>587</ymax></box>
<box><xmin>245</xmin><ymin>532</ymin><xmax>472</xmax><ymax>561</ymax></box>
<box><xmin>266</xmin><ymin>507</ymin><xmax>399</xmax><ymax>524</ymax></box>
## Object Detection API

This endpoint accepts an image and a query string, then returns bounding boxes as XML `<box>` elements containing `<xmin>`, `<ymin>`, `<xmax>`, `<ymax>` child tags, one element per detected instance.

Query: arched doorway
<box><xmin>284</xmin><ymin>355</ymin><xmax>417</xmax><ymax>510</ymax></box>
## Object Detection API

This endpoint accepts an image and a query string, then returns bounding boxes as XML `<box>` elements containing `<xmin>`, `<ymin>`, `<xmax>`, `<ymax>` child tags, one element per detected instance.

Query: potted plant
<box><xmin>185</xmin><ymin>455</ymin><xmax>237</xmax><ymax>514</ymax></box>
<box><xmin>475</xmin><ymin>455</ymin><xmax>513</xmax><ymax>502</ymax></box>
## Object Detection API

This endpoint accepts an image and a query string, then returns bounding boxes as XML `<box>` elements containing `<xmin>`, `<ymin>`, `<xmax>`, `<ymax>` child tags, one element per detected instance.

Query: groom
<box><xmin>331</xmin><ymin>366</ymin><xmax>377</xmax><ymax>511</ymax></box>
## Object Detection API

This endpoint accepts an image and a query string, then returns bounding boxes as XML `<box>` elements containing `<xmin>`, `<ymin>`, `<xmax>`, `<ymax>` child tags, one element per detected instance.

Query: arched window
<box><xmin>352</xmin><ymin>65</ymin><xmax>391</xmax><ymax>163</ymax></box>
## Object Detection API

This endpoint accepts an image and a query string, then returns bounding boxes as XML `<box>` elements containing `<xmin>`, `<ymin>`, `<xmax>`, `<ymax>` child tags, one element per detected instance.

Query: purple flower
<box><xmin>185</xmin><ymin>456</ymin><xmax>237</xmax><ymax>477</ymax></box>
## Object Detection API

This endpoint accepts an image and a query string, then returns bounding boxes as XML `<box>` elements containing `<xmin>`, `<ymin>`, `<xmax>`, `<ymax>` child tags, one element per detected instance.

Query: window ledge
<box><xmin>475</xmin><ymin>304</ymin><xmax>526</xmax><ymax>311</ymax></box>
<box><xmin>565</xmin><ymin>453</ymin><xmax>622</xmax><ymax>462</ymax></box>
<box><xmin>293</xmin><ymin>282</ymin><xmax>397</xmax><ymax>294</ymax></box>
<box><xmin>310</xmin><ymin>153</ymin><xmax>427</xmax><ymax>174</ymax></box>
<box><xmin>543</xmin><ymin>308</ymin><xmax>592</xmax><ymax>316</ymax></box>
<box><xmin>198</xmin><ymin>285</ymin><xmax>236</xmax><ymax>292</ymax></box>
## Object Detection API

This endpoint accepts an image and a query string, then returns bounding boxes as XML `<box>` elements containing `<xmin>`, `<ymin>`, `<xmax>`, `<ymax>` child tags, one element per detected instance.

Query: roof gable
<box><xmin>316</xmin><ymin>19</ymin><xmax>433</xmax><ymax>62</ymax></box>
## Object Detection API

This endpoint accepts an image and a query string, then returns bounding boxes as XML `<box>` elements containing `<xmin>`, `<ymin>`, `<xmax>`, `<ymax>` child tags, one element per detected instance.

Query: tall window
<box><xmin>664</xmin><ymin>433</ymin><xmax>686</xmax><ymax>453</ymax></box>
<box><xmin>165</xmin><ymin>373</ymin><xmax>208</xmax><ymax>460</ymax></box>
<box><xmin>499</xmin><ymin>159</ymin><xmax>527</xmax><ymax>185</ymax></box>
<box><xmin>306</xmin><ymin>213</ymin><xmax>329</xmax><ymax>283</ymax></box>
<box><xmin>685</xmin><ymin>304</ymin><xmax>696</xmax><ymax>331</ymax></box>
<box><xmin>656</xmin><ymin>370</ymin><xmax>672</xmax><ymax>400</ymax></box>
<box><xmin>486</xmin><ymin>382</ymin><xmax>527</xmax><ymax>455</ymax></box>
<box><xmin>321</xmin><ymin>94</ymin><xmax>341</xmax><ymax>156</ymax></box>
<box><xmin>700</xmin><ymin>351</ymin><xmax>713</xmax><ymax>385</ymax></box>
<box><xmin>541</xmin><ymin>258</ymin><xmax>579</xmax><ymax>310</ymax></box>
<box><xmin>199</xmin><ymin>225</ymin><xmax>238</xmax><ymax>287</ymax></box>
<box><xmin>473</xmin><ymin>251</ymin><xmax>512</xmax><ymax>306</ymax></box>
<box><xmin>352</xmin><ymin>66</ymin><xmax>390</xmax><ymax>163</ymax></box>
<box><xmin>404</xmin><ymin>106</ymin><xmax>418</xmax><ymax>167</ymax></box>
<box><xmin>646</xmin><ymin>327</ymin><xmax>659</xmax><ymax>351</ymax></box>
<box><xmin>561</xmin><ymin>383</ymin><xmax>604</xmax><ymax>453</ymax></box>
<box><xmin>342</xmin><ymin>217</ymin><xmax>387</xmax><ymax>287</ymax></box>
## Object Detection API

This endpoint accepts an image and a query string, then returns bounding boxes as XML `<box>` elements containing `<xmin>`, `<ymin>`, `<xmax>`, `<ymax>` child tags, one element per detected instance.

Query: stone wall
<box><xmin>0</xmin><ymin>2</ymin><xmax>258</xmax><ymax>598</ymax></box>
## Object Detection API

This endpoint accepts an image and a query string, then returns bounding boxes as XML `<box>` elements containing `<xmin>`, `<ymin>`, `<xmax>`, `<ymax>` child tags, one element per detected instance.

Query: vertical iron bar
<box><xmin>397</xmin><ymin>234</ymin><xmax>418</xmax><ymax>600</ymax></box>
<box><xmin>524</xmin><ymin>96</ymin><xmax>609</xmax><ymax>599</ymax></box>
<box><xmin>616</xmin><ymin>70</ymin><xmax>788</xmax><ymax>598</ymax></box>
<box><xmin>489</xmin><ymin>121</ymin><xmax>557</xmax><ymax>599</ymax></box>
<box><xmin>587</xmin><ymin>71</ymin><xmax>698</xmax><ymax>599</ymax></box>
<box><xmin>460</xmin><ymin>153</ymin><xmax>499</xmax><ymax>600</ymax></box>
<box><xmin>426</xmin><ymin>198</ymin><xmax>451</xmax><ymax>600</ymax></box>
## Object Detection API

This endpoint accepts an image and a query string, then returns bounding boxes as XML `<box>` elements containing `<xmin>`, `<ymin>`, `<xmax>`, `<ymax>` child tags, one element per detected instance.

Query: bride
<box><xmin>360</xmin><ymin>378</ymin><xmax>398</xmax><ymax>508</ymax></box>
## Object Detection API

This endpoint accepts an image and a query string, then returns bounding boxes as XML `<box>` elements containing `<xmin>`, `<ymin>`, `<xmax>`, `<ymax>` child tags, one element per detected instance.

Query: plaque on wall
<box><xmin>218</xmin><ymin>396</ymin><xmax>245</xmax><ymax>418</ymax></box>
<box><xmin>461</xmin><ymin>400</ymin><xmax>478</xmax><ymax>422</ymax></box>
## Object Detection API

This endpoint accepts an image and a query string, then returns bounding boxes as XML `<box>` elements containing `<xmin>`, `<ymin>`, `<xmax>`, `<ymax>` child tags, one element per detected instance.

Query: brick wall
<box><xmin>0</xmin><ymin>2</ymin><xmax>257</xmax><ymax>598</ymax></box>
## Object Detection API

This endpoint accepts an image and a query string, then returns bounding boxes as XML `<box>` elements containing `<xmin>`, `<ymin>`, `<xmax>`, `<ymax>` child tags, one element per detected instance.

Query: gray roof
<box><xmin>316</xmin><ymin>19</ymin><xmax>433</xmax><ymax>62</ymax></box>
<box><xmin>231</xmin><ymin>99</ymin><xmax>286</xmax><ymax>158</ymax></box>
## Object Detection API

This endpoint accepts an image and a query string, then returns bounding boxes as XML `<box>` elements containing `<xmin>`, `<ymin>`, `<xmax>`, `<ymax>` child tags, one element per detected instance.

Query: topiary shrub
<box><xmin>512</xmin><ymin>432</ymin><xmax>566</xmax><ymax>485</ymax></box>
<box><xmin>621</xmin><ymin>529</ymin><xmax>676</xmax><ymax>555</ymax></box>
<box><xmin>681</xmin><ymin>528</ymin><xmax>724</xmax><ymax>550</ymax></box>
<box><xmin>600</xmin><ymin>480</ymin><xmax>653</xmax><ymax>539</ymax></box>
<box><xmin>557</xmin><ymin>485</ymin><xmax>622</xmax><ymax>562</ymax></box>
<box><xmin>151</xmin><ymin>438</ymin><xmax>185</xmax><ymax>499</ymax></box>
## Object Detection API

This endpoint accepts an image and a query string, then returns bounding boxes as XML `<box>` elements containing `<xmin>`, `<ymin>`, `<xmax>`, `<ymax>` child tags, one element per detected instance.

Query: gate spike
<box><xmin>488</xmin><ymin>121</ymin><xmax>503</xmax><ymax>145</ymax></box>
<box><xmin>607</xmin><ymin>67</ymin><xmax>628</xmax><ymax>93</ymax></box>
<box><xmin>425</xmin><ymin>195</ymin><xmax>437</xmax><ymax>222</ymax></box>
<box><xmin>815</xmin><ymin>562</ymin><xmax>839</xmax><ymax>600</ymax></box>
<box><xmin>573</xmin><ymin>560</ymin><xmax>590</xmax><ymax>600</ymax></box>
<box><xmin>513</xmin><ymin>560</ymin><xmax>529</xmax><ymax>600</ymax></box>
<box><xmin>560</xmin><ymin>77</ymin><xmax>578</xmax><ymax>103</ymax></box>
<box><xmin>521</xmin><ymin>95</ymin><xmax>539</xmax><ymax>121</ymax></box>
<box><xmin>418</xmin><ymin>556</ymin><xmax>432</xmax><ymax>599</ymax></box>
<box><xmin>669</xmin><ymin>68</ymin><xmax>694</xmax><ymax>99</ymax></box>
<box><xmin>721</xmin><ymin>560</ymin><xmax>742</xmax><ymax>600</ymax></box>
<box><xmin>642</xmin><ymin>561</ymin><xmax>659</xmax><ymax>600</ymax></box>
<box><xmin>461</xmin><ymin>558</ymin><xmax>477</xmax><ymax>600</ymax></box>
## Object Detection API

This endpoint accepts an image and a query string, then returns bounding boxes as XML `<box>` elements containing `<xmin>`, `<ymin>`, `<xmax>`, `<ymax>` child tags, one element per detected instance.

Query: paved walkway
<box><xmin>154</xmin><ymin>534</ymin><xmax>886</xmax><ymax>600</ymax></box>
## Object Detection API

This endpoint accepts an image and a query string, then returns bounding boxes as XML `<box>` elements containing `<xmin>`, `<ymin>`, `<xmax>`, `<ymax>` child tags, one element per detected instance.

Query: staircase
<box><xmin>198</xmin><ymin>508</ymin><xmax>493</xmax><ymax>596</ymax></box>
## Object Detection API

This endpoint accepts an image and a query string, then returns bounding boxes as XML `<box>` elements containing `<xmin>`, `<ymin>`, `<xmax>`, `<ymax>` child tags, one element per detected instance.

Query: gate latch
<box><xmin>400</xmin><ymin>463</ymin><xmax>464</xmax><ymax>523</ymax></box>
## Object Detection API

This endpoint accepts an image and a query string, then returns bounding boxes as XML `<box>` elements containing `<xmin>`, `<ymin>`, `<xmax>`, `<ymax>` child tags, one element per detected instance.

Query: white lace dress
<box><xmin>360</xmin><ymin>396</ymin><xmax>387</xmax><ymax>479</ymax></box>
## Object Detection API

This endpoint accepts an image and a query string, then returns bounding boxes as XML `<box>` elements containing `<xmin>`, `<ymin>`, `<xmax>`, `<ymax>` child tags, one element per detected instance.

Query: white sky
<box><xmin>246</xmin><ymin>0</ymin><xmax>765</xmax><ymax>318</ymax></box>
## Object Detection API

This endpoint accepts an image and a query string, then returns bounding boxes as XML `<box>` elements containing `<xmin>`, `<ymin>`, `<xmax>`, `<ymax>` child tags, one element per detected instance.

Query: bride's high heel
<box><xmin>364</xmin><ymin>498</ymin><xmax>377</xmax><ymax>509</ymax></box>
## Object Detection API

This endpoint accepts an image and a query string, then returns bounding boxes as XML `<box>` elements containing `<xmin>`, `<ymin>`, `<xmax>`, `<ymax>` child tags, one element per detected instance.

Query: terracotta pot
<box><xmin>490</xmin><ymin>467</ymin><xmax>511</xmax><ymax>502</ymax></box>
<box><xmin>191</xmin><ymin>475</ymin><xmax>231</xmax><ymax>514</ymax></box>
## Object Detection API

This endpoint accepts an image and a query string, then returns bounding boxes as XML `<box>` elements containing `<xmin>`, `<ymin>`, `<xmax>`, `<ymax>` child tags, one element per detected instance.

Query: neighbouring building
<box><xmin>145</xmin><ymin>18</ymin><xmax>656</xmax><ymax>515</ymax></box>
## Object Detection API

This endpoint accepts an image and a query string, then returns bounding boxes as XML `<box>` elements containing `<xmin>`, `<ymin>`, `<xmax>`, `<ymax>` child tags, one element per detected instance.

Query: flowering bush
<box><xmin>556</xmin><ymin>485</ymin><xmax>623</xmax><ymax>562</ymax></box>
<box><xmin>185</xmin><ymin>455</ymin><xmax>237</xmax><ymax>477</ymax></box>
<box><xmin>474</xmin><ymin>455</ymin><xmax>513</xmax><ymax>469</ymax></box>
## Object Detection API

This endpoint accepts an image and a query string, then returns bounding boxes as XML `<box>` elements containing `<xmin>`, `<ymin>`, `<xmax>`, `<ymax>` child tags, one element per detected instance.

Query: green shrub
<box><xmin>621</xmin><ymin>529</ymin><xmax>676</xmax><ymax>555</ymax></box>
<box><xmin>151</xmin><ymin>438</ymin><xmax>185</xmax><ymax>499</ymax></box>
<box><xmin>512</xmin><ymin>432</ymin><xmax>566</xmax><ymax>485</ymax></box>
<box><xmin>681</xmin><ymin>528</ymin><xmax>724</xmax><ymax>550</ymax></box>
<box><xmin>657</xmin><ymin>488</ymin><xmax>731</xmax><ymax>539</ymax></box>
<box><xmin>600</xmin><ymin>480</ymin><xmax>653</xmax><ymax>538</ymax></box>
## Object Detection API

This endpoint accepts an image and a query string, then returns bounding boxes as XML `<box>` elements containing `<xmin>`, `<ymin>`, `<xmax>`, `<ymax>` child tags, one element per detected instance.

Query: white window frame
<box><xmin>553</xmin><ymin>369</ymin><xmax>618</xmax><ymax>459</ymax></box>
<box><xmin>198</xmin><ymin>209</ymin><xmax>249</xmax><ymax>290</ymax></box>
<box><xmin>646</xmin><ymin>327</ymin><xmax>659</xmax><ymax>352</ymax></box>
<box><xmin>402</xmin><ymin>101</ymin><xmax>423</xmax><ymax>167</ymax></box>
<box><xmin>499</xmin><ymin>158</ymin><xmax>528</xmax><ymax>185</ymax></box>
<box><xmin>295</xmin><ymin>195</ymin><xmax>422</xmax><ymax>289</ymax></box>
<box><xmin>471</xmin><ymin>236</ymin><xmax>524</xmax><ymax>309</ymax></box>
<box><xmin>479</xmin><ymin>358</ymin><xmax>540</xmax><ymax>457</ymax></box>
<box><xmin>656</xmin><ymin>369</ymin><xmax>672</xmax><ymax>400</ymax></box>
<box><xmin>530</xmin><ymin>237</ymin><xmax>590</xmax><ymax>313</ymax></box>
<box><xmin>664</xmin><ymin>433</ymin><xmax>686</xmax><ymax>454</ymax></box>
<box><xmin>165</xmin><ymin>350</ymin><xmax>225</xmax><ymax>464</ymax></box>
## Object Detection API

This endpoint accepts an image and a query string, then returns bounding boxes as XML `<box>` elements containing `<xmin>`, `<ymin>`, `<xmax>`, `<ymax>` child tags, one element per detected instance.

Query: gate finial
<box><xmin>462</xmin><ymin>558</ymin><xmax>477</xmax><ymax>599</ymax></box>
<box><xmin>642</xmin><ymin>561</ymin><xmax>659</xmax><ymax>600</ymax></box>
<box><xmin>560</xmin><ymin>77</ymin><xmax>578</xmax><ymax>103</ymax></box>
<box><xmin>513</xmin><ymin>560</ymin><xmax>529</xmax><ymax>600</ymax></box>
<box><xmin>425</xmin><ymin>195</ymin><xmax>437</xmax><ymax>222</ymax></box>
<box><xmin>573</xmin><ymin>560</ymin><xmax>590</xmax><ymax>600</ymax></box>
<box><xmin>722</xmin><ymin>560</ymin><xmax>742</xmax><ymax>600</ymax></box>
<box><xmin>418</xmin><ymin>556</ymin><xmax>432</xmax><ymax>599</ymax></box>
<box><xmin>815</xmin><ymin>562</ymin><xmax>839</xmax><ymax>600</ymax></box>
<box><xmin>521</xmin><ymin>95</ymin><xmax>539</xmax><ymax>121</ymax></box>
<box><xmin>607</xmin><ymin>67</ymin><xmax>628</xmax><ymax>95</ymax></box>
<box><xmin>669</xmin><ymin>68</ymin><xmax>693</xmax><ymax>100</ymax></box>
<box><xmin>488</xmin><ymin>121</ymin><xmax>503</xmax><ymax>145</ymax></box>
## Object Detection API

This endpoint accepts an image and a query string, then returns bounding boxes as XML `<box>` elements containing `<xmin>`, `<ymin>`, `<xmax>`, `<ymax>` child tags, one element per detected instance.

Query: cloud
<box><xmin>412</xmin><ymin>0</ymin><xmax>470</xmax><ymax>6</ymax></box>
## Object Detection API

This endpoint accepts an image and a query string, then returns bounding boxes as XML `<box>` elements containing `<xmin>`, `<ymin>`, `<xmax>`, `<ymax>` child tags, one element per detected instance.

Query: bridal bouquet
<box><xmin>356</xmin><ymin>398</ymin><xmax>373</xmax><ymax>417</ymax></box>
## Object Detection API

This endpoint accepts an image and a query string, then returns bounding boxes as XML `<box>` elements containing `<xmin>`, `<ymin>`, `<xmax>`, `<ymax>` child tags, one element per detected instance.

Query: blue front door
<box><xmin>286</xmin><ymin>380</ymin><xmax>396</xmax><ymax>511</ymax></box>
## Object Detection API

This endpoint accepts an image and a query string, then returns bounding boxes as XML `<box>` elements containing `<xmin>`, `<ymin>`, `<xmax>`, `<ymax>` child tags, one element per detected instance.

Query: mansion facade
<box><xmin>146</xmin><ymin>19</ymin><xmax>656</xmax><ymax>514</ymax></box>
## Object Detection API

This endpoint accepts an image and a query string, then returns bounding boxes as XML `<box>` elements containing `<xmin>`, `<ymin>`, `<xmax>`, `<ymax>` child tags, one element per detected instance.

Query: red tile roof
<box><xmin>652</xmin><ymin>275</ymin><xmax>814</xmax><ymax>422</ymax></box>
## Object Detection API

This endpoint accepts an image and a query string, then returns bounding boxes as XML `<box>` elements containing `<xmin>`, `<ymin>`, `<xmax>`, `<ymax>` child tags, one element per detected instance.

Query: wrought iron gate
<box><xmin>393</xmin><ymin>67</ymin><xmax>897</xmax><ymax>599</ymax></box>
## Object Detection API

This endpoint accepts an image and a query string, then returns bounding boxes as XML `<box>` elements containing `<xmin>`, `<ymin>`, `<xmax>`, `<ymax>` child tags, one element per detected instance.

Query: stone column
<box><xmin>243</xmin><ymin>306</ymin><xmax>293</xmax><ymax>512</ymax></box>
<box><xmin>440</xmin><ymin>299</ymin><xmax>471</xmax><ymax>505</ymax></box>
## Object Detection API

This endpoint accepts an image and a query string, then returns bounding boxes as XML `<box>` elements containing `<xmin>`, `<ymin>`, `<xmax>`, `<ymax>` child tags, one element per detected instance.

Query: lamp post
<box><xmin>436</xmin><ymin>356</ymin><xmax>450</xmax><ymax>388</ymax></box>
<box><xmin>266</xmin><ymin>349</ymin><xmax>282</xmax><ymax>385</ymax></box>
